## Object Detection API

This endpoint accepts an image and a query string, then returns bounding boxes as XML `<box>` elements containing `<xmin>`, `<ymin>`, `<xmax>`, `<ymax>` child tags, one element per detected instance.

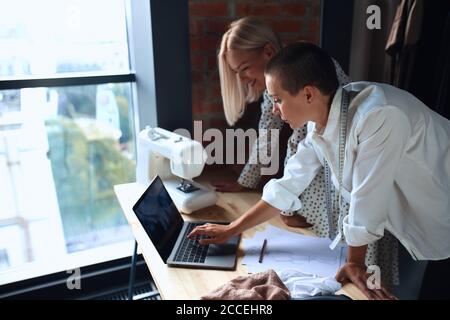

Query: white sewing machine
<box><xmin>136</xmin><ymin>126</ymin><xmax>218</xmax><ymax>214</ymax></box>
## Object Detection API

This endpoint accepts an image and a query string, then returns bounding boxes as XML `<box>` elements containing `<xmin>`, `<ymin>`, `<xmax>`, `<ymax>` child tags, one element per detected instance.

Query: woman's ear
<box><xmin>263</xmin><ymin>43</ymin><xmax>277</xmax><ymax>59</ymax></box>
<box><xmin>303</xmin><ymin>85</ymin><xmax>314</xmax><ymax>103</ymax></box>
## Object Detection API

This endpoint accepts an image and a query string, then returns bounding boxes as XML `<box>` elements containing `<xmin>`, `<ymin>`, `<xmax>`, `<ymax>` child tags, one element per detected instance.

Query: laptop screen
<box><xmin>133</xmin><ymin>176</ymin><xmax>184</xmax><ymax>262</ymax></box>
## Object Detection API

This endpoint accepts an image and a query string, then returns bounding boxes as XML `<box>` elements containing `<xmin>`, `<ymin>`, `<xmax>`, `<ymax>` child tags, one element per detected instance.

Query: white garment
<box><xmin>278</xmin><ymin>269</ymin><xmax>341</xmax><ymax>299</ymax></box>
<box><xmin>262</xmin><ymin>82</ymin><xmax>450</xmax><ymax>260</ymax></box>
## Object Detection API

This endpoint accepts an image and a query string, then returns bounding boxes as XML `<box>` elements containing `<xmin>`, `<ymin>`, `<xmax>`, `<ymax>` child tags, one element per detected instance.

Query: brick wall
<box><xmin>188</xmin><ymin>0</ymin><xmax>322</xmax><ymax>130</ymax></box>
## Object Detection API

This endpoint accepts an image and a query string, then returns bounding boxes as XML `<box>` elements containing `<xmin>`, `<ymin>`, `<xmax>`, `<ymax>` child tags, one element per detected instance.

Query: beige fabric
<box><xmin>201</xmin><ymin>269</ymin><xmax>291</xmax><ymax>300</ymax></box>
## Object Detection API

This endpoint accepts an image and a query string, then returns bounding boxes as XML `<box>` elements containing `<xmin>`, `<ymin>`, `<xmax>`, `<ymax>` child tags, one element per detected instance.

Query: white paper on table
<box><xmin>242</xmin><ymin>225</ymin><xmax>347</xmax><ymax>277</ymax></box>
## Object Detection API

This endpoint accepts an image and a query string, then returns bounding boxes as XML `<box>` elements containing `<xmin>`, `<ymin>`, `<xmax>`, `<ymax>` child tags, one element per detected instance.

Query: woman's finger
<box><xmin>335</xmin><ymin>269</ymin><xmax>347</xmax><ymax>284</ymax></box>
<box><xmin>187</xmin><ymin>226</ymin><xmax>207</xmax><ymax>238</ymax></box>
<box><xmin>380</xmin><ymin>286</ymin><xmax>398</xmax><ymax>300</ymax></box>
<box><xmin>355</xmin><ymin>279</ymin><xmax>377</xmax><ymax>300</ymax></box>
<box><xmin>196</xmin><ymin>225</ymin><xmax>223</xmax><ymax>236</ymax></box>
<box><xmin>360</xmin><ymin>286</ymin><xmax>377</xmax><ymax>300</ymax></box>
<box><xmin>372</xmin><ymin>288</ymin><xmax>389</xmax><ymax>300</ymax></box>
<box><xmin>363</xmin><ymin>288</ymin><xmax>378</xmax><ymax>300</ymax></box>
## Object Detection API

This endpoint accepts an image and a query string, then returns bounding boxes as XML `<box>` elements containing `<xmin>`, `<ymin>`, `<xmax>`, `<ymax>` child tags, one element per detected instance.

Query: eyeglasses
<box><xmin>268</xmin><ymin>96</ymin><xmax>282</xmax><ymax>105</ymax></box>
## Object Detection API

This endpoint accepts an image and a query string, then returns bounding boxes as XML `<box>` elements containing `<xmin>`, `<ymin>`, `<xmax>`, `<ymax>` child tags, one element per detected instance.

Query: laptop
<box><xmin>132</xmin><ymin>175</ymin><xmax>240</xmax><ymax>270</ymax></box>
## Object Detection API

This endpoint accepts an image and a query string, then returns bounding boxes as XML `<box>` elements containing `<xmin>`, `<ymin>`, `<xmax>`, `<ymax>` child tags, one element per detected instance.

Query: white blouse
<box><xmin>262</xmin><ymin>82</ymin><xmax>450</xmax><ymax>261</ymax></box>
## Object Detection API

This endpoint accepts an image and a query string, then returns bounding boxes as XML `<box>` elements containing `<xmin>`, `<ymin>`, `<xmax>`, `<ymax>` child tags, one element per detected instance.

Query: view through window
<box><xmin>0</xmin><ymin>0</ymin><xmax>136</xmax><ymax>285</ymax></box>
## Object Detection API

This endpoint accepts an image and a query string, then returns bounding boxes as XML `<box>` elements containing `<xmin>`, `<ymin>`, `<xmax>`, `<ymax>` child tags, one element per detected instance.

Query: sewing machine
<box><xmin>136</xmin><ymin>126</ymin><xmax>218</xmax><ymax>214</ymax></box>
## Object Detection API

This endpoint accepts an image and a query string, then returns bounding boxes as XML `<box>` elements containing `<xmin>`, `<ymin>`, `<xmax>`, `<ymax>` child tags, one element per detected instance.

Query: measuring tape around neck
<box><xmin>325</xmin><ymin>85</ymin><xmax>351</xmax><ymax>250</ymax></box>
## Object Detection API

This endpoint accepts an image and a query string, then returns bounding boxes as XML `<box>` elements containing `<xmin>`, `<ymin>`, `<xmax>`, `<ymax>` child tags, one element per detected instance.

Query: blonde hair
<box><xmin>218</xmin><ymin>17</ymin><xmax>282</xmax><ymax>125</ymax></box>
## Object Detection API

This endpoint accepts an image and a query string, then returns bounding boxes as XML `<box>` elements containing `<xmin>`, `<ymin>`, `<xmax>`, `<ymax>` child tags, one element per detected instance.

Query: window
<box><xmin>0</xmin><ymin>0</ymin><xmax>130</xmax><ymax>78</ymax></box>
<box><xmin>0</xmin><ymin>0</ymin><xmax>138</xmax><ymax>286</ymax></box>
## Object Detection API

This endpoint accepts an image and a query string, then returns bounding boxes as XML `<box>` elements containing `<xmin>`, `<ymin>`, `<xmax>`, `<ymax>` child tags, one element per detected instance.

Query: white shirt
<box><xmin>262</xmin><ymin>82</ymin><xmax>450</xmax><ymax>260</ymax></box>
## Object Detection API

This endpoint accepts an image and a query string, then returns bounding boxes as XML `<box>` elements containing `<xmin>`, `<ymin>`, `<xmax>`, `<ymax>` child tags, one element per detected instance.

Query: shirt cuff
<box><xmin>342</xmin><ymin>216</ymin><xmax>383</xmax><ymax>246</ymax></box>
<box><xmin>261</xmin><ymin>179</ymin><xmax>303</xmax><ymax>212</ymax></box>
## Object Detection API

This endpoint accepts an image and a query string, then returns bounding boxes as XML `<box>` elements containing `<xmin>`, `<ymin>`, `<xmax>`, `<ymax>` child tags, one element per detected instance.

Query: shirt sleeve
<box><xmin>280</xmin><ymin>126</ymin><xmax>308</xmax><ymax>216</ymax></box>
<box><xmin>237</xmin><ymin>91</ymin><xmax>284</xmax><ymax>189</ymax></box>
<box><xmin>343</xmin><ymin>106</ymin><xmax>410</xmax><ymax>247</ymax></box>
<box><xmin>262</xmin><ymin>135</ymin><xmax>322</xmax><ymax>211</ymax></box>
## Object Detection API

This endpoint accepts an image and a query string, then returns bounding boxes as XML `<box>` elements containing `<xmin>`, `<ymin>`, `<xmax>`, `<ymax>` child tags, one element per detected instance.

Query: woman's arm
<box><xmin>187</xmin><ymin>200</ymin><xmax>279</xmax><ymax>244</ymax></box>
<box><xmin>192</xmin><ymin>134</ymin><xmax>323</xmax><ymax>244</ymax></box>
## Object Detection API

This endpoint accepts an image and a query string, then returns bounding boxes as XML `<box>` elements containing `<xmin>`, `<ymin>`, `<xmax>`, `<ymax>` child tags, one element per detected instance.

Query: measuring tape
<box><xmin>324</xmin><ymin>85</ymin><xmax>353</xmax><ymax>250</ymax></box>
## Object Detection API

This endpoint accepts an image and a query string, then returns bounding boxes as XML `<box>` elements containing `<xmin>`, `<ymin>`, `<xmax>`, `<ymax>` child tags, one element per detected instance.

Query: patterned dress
<box><xmin>236</xmin><ymin>59</ymin><xmax>399</xmax><ymax>286</ymax></box>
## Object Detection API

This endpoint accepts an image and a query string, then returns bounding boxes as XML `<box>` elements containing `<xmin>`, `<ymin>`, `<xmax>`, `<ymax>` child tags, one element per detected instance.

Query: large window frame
<box><xmin>0</xmin><ymin>73</ymin><xmax>136</xmax><ymax>91</ymax></box>
<box><xmin>0</xmin><ymin>0</ymin><xmax>192</xmax><ymax>297</ymax></box>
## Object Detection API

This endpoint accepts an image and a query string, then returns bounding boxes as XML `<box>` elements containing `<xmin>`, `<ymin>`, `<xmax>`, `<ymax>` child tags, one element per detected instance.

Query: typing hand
<box><xmin>187</xmin><ymin>223</ymin><xmax>234</xmax><ymax>245</ymax></box>
<box><xmin>212</xmin><ymin>181</ymin><xmax>247</xmax><ymax>193</ymax></box>
<box><xmin>335</xmin><ymin>262</ymin><xmax>398</xmax><ymax>300</ymax></box>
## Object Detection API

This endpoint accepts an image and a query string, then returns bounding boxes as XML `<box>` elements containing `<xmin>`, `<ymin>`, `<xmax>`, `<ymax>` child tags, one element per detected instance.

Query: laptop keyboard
<box><xmin>173</xmin><ymin>223</ymin><xmax>210</xmax><ymax>263</ymax></box>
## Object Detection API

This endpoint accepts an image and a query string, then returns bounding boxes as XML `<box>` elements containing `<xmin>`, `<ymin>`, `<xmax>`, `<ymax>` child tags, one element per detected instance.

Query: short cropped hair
<box><xmin>265</xmin><ymin>42</ymin><xmax>339</xmax><ymax>96</ymax></box>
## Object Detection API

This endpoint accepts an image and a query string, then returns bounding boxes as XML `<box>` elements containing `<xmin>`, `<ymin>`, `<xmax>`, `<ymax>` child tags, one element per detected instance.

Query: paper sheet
<box><xmin>242</xmin><ymin>225</ymin><xmax>347</xmax><ymax>277</ymax></box>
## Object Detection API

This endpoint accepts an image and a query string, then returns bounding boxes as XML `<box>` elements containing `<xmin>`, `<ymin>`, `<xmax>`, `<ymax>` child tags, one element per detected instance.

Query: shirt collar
<box><xmin>311</xmin><ymin>82</ymin><xmax>383</xmax><ymax>141</ymax></box>
<box><xmin>311</xmin><ymin>86</ymin><xmax>343</xmax><ymax>142</ymax></box>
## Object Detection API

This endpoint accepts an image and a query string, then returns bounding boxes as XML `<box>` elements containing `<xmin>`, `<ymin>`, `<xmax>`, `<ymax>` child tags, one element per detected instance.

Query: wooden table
<box><xmin>114</xmin><ymin>176</ymin><xmax>367</xmax><ymax>300</ymax></box>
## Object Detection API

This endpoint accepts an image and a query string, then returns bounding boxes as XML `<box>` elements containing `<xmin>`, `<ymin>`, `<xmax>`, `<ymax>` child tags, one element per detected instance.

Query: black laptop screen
<box><xmin>133</xmin><ymin>176</ymin><xmax>184</xmax><ymax>262</ymax></box>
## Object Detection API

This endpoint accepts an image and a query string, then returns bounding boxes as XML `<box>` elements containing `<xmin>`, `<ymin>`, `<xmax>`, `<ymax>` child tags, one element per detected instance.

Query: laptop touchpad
<box><xmin>208</xmin><ymin>243</ymin><xmax>236</xmax><ymax>256</ymax></box>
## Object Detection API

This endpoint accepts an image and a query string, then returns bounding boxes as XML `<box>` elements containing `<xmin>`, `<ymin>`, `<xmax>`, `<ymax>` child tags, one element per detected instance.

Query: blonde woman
<box><xmin>211</xmin><ymin>17</ymin><xmax>400</xmax><ymax>289</ymax></box>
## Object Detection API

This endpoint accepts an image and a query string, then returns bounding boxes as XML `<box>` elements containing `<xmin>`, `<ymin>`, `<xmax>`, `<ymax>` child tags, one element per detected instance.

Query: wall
<box><xmin>188</xmin><ymin>0</ymin><xmax>322</xmax><ymax>130</ymax></box>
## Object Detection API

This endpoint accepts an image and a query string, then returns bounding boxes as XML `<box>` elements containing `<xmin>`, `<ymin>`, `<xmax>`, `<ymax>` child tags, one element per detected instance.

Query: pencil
<box><xmin>259</xmin><ymin>238</ymin><xmax>267</xmax><ymax>263</ymax></box>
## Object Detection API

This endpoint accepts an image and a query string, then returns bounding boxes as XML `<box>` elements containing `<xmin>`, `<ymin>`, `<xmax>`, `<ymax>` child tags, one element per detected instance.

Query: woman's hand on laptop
<box><xmin>187</xmin><ymin>223</ymin><xmax>235</xmax><ymax>245</ymax></box>
<box><xmin>188</xmin><ymin>200</ymin><xmax>280</xmax><ymax>246</ymax></box>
